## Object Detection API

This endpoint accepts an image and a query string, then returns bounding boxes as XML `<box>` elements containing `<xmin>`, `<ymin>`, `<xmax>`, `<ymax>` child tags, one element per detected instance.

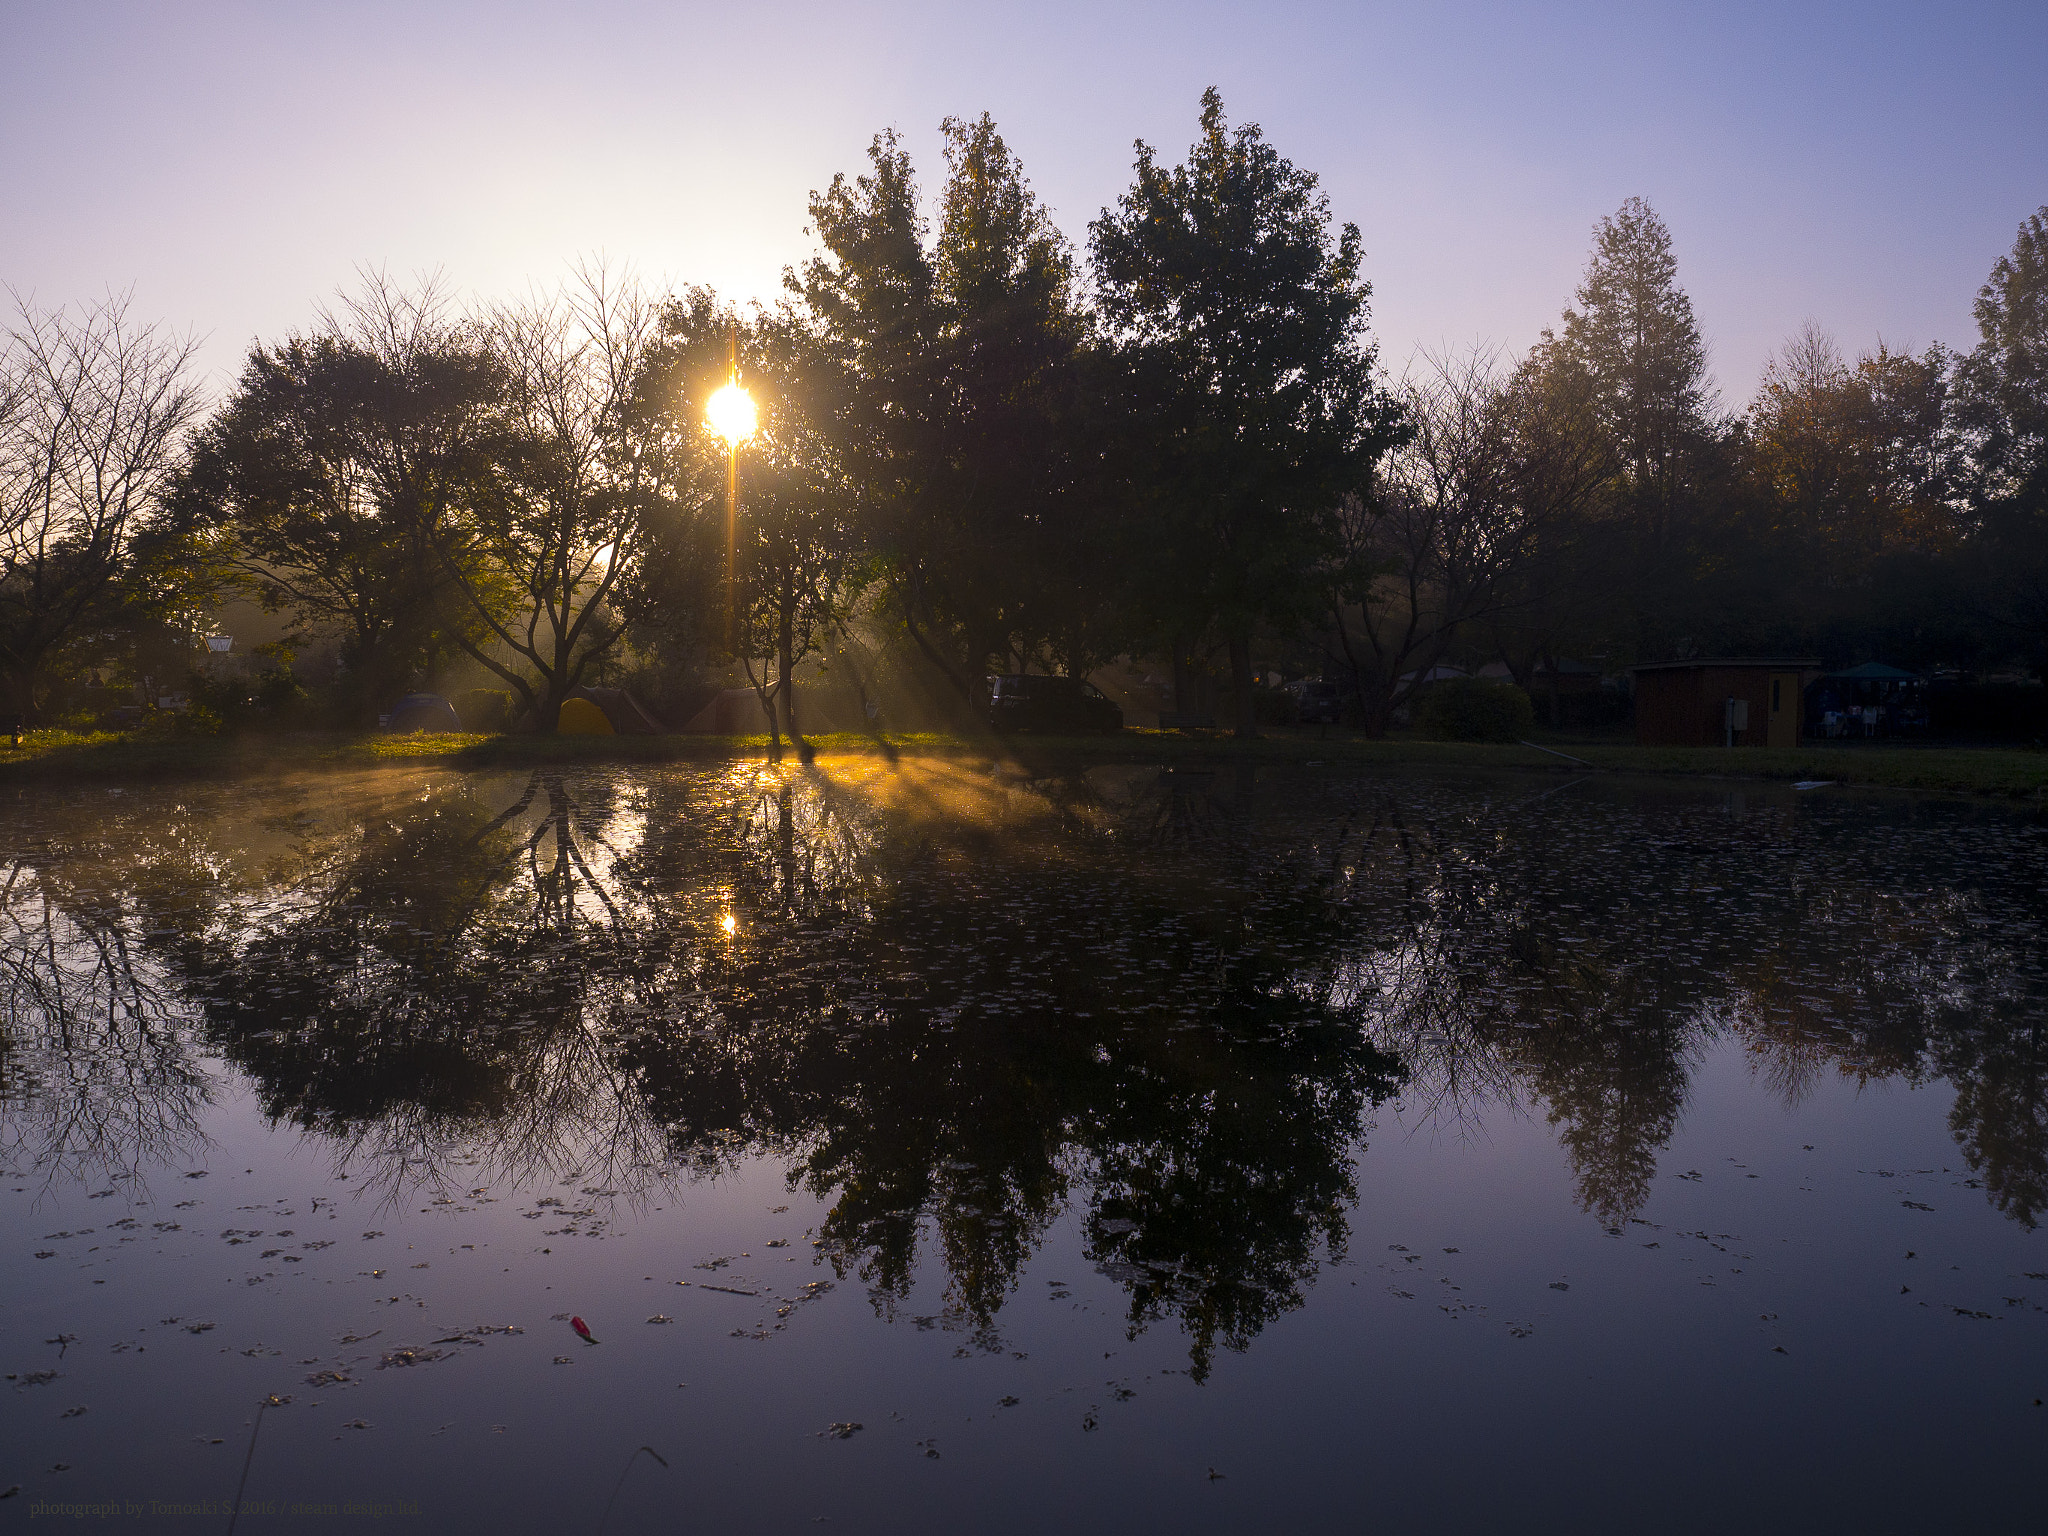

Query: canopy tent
<box><xmin>1824</xmin><ymin>662</ymin><xmax>1921</xmax><ymax>681</ymax></box>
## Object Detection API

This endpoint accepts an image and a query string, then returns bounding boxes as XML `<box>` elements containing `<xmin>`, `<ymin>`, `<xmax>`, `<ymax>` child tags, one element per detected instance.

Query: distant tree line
<box><xmin>2</xmin><ymin>90</ymin><xmax>2045</xmax><ymax>735</ymax></box>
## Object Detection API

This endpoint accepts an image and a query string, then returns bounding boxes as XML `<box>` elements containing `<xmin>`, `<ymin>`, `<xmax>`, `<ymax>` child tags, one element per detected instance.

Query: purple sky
<box><xmin>6</xmin><ymin>0</ymin><xmax>2044</xmax><ymax>406</ymax></box>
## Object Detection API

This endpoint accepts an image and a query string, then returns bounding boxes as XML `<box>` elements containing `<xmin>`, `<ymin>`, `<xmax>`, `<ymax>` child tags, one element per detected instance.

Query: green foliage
<box><xmin>1417</xmin><ymin>677</ymin><xmax>1535</xmax><ymax>742</ymax></box>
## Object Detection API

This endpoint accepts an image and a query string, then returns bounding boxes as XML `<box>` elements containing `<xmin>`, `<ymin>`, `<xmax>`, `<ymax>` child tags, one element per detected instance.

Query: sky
<box><xmin>5</xmin><ymin>0</ymin><xmax>2045</xmax><ymax>406</ymax></box>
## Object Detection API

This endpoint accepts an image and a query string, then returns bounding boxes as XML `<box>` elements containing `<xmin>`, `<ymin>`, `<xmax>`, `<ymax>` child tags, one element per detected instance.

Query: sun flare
<box><xmin>706</xmin><ymin>383</ymin><xmax>757</xmax><ymax>447</ymax></box>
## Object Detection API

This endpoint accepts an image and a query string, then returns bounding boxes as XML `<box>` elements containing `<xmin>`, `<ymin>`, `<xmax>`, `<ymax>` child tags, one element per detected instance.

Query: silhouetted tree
<box><xmin>445</xmin><ymin>264</ymin><xmax>695</xmax><ymax>730</ymax></box>
<box><xmin>1091</xmin><ymin>89</ymin><xmax>1404</xmax><ymax>735</ymax></box>
<box><xmin>796</xmin><ymin>115</ymin><xmax>1099</xmax><ymax>703</ymax></box>
<box><xmin>177</xmin><ymin>273</ymin><xmax>503</xmax><ymax>718</ymax></box>
<box><xmin>1955</xmin><ymin>207</ymin><xmax>2048</xmax><ymax>669</ymax></box>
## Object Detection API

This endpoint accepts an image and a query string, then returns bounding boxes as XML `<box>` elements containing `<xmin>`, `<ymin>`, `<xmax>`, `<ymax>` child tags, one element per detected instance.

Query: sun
<box><xmin>706</xmin><ymin>383</ymin><xmax>757</xmax><ymax>447</ymax></box>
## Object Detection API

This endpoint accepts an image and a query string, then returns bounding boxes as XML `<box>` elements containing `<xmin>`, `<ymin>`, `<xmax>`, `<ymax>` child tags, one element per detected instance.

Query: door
<box><xmin>1767</xmin><ymin>673</ymin><xmax>1799</xmax><ymax>748</ymax></box>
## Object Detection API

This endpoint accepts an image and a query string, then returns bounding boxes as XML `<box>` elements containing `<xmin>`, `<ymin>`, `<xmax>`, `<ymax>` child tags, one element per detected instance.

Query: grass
<box><xmin>0</xmin><ymin>724</ymin><xmax>2041</xmax><ymax>799</ymax></box>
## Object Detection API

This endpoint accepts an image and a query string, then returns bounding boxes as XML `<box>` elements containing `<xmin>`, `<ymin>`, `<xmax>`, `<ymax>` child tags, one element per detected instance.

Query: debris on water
<box><xmin>59</xmin><ymin>1405</ymin><xmax>87</xmax><ymax>1418</ymax></box>
<box><xmin>342</xmin><ymin>1419</ymin><xmax>372</xmax><ymax>1430</ymax></box>
<box><xmin>571</xmin><ymin>1316</ymin><xmax>598</xmax><ymax>1343</ymax></box>
<box><xmin>378</xmin><ymin>1347</ymin><xmax>452</xmax><ymax>1369</ymax></box>
<box><xmin>1081</xmin><ymin>1408</ymin><xmax>1099</xmax><ymax>1431</ymax></box>
<box><xmin>822</xmin><ymin>1422</ymin><xmax>862</xmax><ymax>1439</ymax></box>
<box><xmin>1549</xmin><ymin>1283</ymin><xmax>1569</xmax><ymax>1292</ymax></box>
<box><xmin>1208</xmin><ymin>1468</ymin><xmax>1226</xmax><ymax>1480</ymax></box>
<box><xmin>553</xmin><ymin>1356</ymin><xmax>573</xmax><ymax>1365</ymax></box>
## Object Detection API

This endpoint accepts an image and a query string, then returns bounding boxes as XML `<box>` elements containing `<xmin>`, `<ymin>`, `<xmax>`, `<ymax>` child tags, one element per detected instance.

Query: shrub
<box><xmin>453</xmin><ymin>688</ymin><xmax>516</xmax><ymax>733</ymax></box>
<box><xmin>1417</xmin><ymin>677</ymin><xmax>1535</xmax><ymax>742</ymax></box>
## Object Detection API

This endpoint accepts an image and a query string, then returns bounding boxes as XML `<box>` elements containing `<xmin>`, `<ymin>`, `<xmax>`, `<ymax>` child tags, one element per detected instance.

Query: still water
<box><xmin>2</xmin><ymin>759</ymin><xmax>2043</xmax><ymax>1533</ymax></box>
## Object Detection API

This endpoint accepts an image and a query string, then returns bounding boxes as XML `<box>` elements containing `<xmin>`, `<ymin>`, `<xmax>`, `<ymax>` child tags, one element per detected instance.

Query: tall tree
<box><xmin>1537</xmin><ymin>197</ymin><xmax>1722</xmax><ymax>659</ymax></box>
<box><xmin>796</xmin><ymin>115</ymin><xmax>1098</xmax><ymax>701</ymax></box>
<box><xmin>1090</xmin><ymin>88</ymin><xmax>1404</xmax><ymax>735</ymax></box>
<box><xmin>1955</xmin><ymin>207</ymin><xmax>2048</xmax><ymax>667</ymax></box>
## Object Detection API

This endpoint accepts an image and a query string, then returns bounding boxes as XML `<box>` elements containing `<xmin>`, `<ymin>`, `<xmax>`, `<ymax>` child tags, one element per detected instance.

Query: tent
<box><xmin>555</xmin><ymin>697</ymin><xmax>614</xmax><ymax>735</ymax></box>
<box><xmin>570</xmin><ymin>685</ymin><xmax>665</xmax><ymax>735</ymax></box>
<box><xmin>1825</xmin><ymin>662</ymin><xmax>1920</xmax><ymax>682</ymax></box>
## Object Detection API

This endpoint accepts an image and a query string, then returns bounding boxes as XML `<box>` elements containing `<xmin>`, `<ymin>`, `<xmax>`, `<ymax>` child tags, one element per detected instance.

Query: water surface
<box><xmin>2</xmin><ymin>760</ymin><xmax>2043</xmax><ymax>1532</ymax></box>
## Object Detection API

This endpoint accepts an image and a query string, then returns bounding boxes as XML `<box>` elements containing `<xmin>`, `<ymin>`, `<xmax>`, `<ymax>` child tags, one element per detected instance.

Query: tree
<box><xmin>1955</xmin><ymin>207</ymin><xmax>2048</xmax><ymax>667</ymax></box>
<box><xmin>1326</xmin><ymin>348</ymin><xmax>1607</xmax><ymax>734</ymax></box>
<box><xmin>0</xmin><ymin>291</ymin><xmax>202</xmax><ymax>720</ymax></box>
<box><xmin>796</xmin><ymin>114</ymin><xmax>1100</xmax><ymax>701</ymax></box>
<box><xmin>643</xmin><ymin>290</ymin><xmax>860</xmax><ymax>754</ymax></box>
<box><xmin>1538</xmin><ymin>197</ymin><xmax>1722</xmax><ymax>659</ymax></box>
<box><xmin>177</xmin><ymin>273</ymin><xmax>503</xmax><ymax>719</ymax></box>
<box><xmin>441</xmin><ymin>265</ymin><xmax>692</xmax><ymax>731</ymax></box>
<box><xmin>1090</xmin><ymin>88</ymin><xmax>1404</xmax><ymax>735</ymax></box>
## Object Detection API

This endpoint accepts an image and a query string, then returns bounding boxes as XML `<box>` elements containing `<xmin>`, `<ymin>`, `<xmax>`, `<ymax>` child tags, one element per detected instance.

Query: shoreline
<box><xmin>0</xmin><ymin>727</ymin><xmax>2042</xmax><ymax>799</ymax></box>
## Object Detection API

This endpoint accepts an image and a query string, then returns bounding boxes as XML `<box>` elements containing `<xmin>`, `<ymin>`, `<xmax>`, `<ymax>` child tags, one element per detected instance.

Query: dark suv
<box><xmin>987</xmin><ymin>674</ymin><xmax>1124</xmax><ymax>734</ymax></box>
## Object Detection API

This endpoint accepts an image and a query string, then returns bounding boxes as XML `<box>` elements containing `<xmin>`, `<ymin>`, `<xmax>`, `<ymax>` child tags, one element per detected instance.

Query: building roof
<box><xmin>1627</xmin><ymin>657</ymin><xmax>1821</xmax><ymax>674</ymax></box>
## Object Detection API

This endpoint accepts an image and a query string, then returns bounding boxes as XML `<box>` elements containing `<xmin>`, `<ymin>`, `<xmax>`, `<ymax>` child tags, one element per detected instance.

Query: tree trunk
<box><xmin>3</xmin><ymin>663</ymin><xmax>39</xmax><ymax>725</ymax></box>
<box><xmin>778</xmin><ymin>593</ymin><xmax>796</xmax><ymax>741</ymax></box>
<box><xmin>1228</xmin><ymin>633</ymin><xmax>1257</xmax><ymax>739</ymax></box>
<box><xmin>536</xmin><ymin>686</ymin><xmax>568</xmax><ymax>734</ymax></box>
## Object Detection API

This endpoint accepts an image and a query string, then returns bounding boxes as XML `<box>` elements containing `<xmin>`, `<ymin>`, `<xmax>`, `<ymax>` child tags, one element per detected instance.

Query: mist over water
<box><xmin>2</xmin><ymin>761</ymin><xmax>2043</xmax><ymax>1532</ymax></box>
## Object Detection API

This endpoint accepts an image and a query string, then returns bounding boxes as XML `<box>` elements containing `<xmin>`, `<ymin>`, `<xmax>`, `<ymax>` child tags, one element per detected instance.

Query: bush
<box><xmin>1417</xmin><ymin>677</ymin><xmax>1535</xmax><ymax>742</ymax></box>
<box><xmin>453</xmin><ymin>688</ymin><xmax>516</xmax><ymax>733</ymax></box>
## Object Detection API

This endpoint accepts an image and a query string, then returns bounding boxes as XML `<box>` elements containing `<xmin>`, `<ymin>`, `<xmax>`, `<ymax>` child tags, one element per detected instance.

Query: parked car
<box><xmin>987</xmin><ymin>674</ymin><xmax>1124</xmax><ymax>734</ymax></box>
<box><xmin>1287</xmin><ymin>678</ymin><xmax>1344</xmax><ymax>725</ymax></box>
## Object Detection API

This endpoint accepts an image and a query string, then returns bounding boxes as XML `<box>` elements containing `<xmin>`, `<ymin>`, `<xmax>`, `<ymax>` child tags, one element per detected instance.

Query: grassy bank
<box><xmin>0</xmin><ymin>725</ymin><xmax>2042</xmax><ymax>798</ymax></box>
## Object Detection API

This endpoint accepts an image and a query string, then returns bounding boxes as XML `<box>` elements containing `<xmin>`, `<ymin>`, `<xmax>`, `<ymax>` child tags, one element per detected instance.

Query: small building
<box><xmin>1629</xmin><ymin>658</ymin><xmax>1818</xmax><ymax>748</ymax></box>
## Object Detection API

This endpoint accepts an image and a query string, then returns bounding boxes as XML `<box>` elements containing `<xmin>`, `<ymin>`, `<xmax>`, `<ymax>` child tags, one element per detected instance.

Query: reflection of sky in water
<box><xmin>0</xmin><ymin>763</ymin><xmax>2043</xmax><ymax>1531</ymax></box>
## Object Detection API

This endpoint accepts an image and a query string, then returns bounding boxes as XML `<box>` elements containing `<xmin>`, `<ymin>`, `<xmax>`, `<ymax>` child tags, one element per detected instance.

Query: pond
<box><xmin>2</xmin><ymin>760</ymin><xmax>2043</xmax><ymax>1532</ymax></box>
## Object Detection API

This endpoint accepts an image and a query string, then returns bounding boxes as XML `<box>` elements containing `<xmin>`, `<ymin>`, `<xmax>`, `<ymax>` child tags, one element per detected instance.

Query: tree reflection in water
<box><xmin>1</xmin><ymin>763</ymin><xmax>2044</xmax><ymax>1373</ymax></box>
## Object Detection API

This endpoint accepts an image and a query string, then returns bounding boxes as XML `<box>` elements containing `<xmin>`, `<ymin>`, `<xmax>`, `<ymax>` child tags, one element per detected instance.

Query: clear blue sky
<box><xmin>6</xmin><ymin>0</ymin><xmax>2043</xmax><ymax>404</ymax></box>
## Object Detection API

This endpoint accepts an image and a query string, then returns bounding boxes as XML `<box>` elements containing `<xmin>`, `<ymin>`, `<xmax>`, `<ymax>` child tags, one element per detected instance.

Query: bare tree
<box><xmin>1326</xmin><ymin>347</ymin><xmax>1607</xmax><ymax>734</ymax></box>
<box><xmin>0</xmin><ymin>291</ymin><xmax>202</xmax><ymax>719</ymax></box>
<box><xmin>438</xmin><ymin>264</ymin><xmax>693</xmax><ymax>731</ymax></box>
